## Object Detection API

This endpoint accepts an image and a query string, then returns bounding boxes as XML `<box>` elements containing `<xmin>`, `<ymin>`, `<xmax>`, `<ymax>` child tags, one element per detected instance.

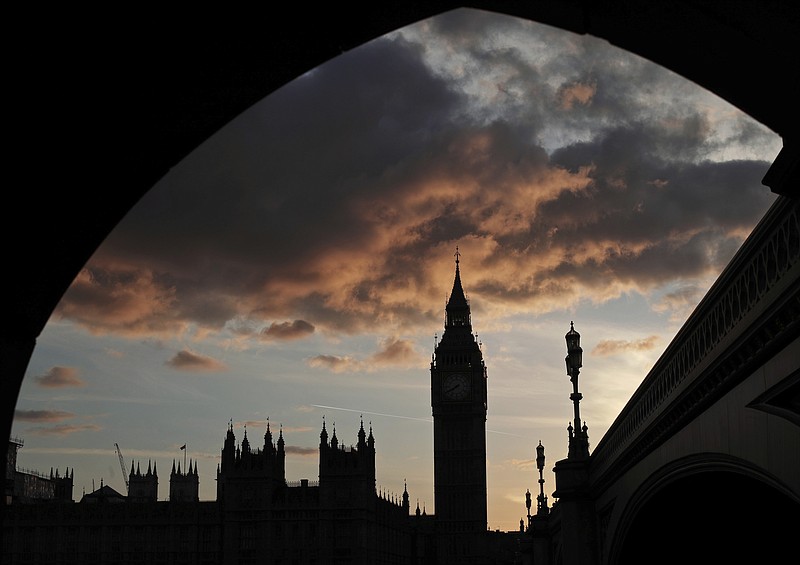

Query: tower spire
<box><xmin>445</xmin><ymin>246</ymin><xmax>471</xmax><ymax>329</ymax></box>
<box><xmin>320</xmin><ymin>416</ymin><xmax>328</xmax><ymax>448</ymax></box>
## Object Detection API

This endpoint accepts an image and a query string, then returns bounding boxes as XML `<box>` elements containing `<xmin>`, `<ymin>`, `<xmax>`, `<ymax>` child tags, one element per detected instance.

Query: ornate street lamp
<box><xmin>565</xmin><ymin>321</ymin><xmax>582</xmax><ymax>381</ymax></box>
<box><xmin>525</xmin><ymin>488</ymin><xmax>532</xmax><ymax>527</ymax></box>
<box><xmin>535</xmin><ymin>440</ymin><xmax>549</xmax><ymax>514</ymax></box>
<box><xmin>565</xmin><ymin>322</ymin><xmax>589</xmax><ymax>459</ymax></box>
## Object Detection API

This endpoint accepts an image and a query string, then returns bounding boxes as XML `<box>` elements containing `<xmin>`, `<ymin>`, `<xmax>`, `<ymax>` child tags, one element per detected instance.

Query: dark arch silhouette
<box><xmin>4</xmin><ymin>1</ymin><xmax>798</xmax><ymax>487</ymax></box>
<box><xmin>615</xmin><ymin>470</ymin><xmax>799</xmax><ymax>564</ymax></box>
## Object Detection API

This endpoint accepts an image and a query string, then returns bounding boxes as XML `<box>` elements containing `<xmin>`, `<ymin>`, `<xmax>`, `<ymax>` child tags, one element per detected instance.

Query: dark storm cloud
<box><xmin>34</xmin><ymin>366</ymin><xmax>85</xmax><ymax>388</ymax></box>
<box><xmin>15</xmin><ymin>409</ymin><xmax>75</xmax><ymax>422</ymax></box>
<box><xmin>53</xmin><ymin>11</ymin><xmax>778</xmax><ymax>342</ymax></box>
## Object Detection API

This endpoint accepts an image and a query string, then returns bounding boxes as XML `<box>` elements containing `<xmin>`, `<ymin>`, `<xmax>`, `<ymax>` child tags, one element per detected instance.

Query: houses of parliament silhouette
<box><xmin>3</xmin><ymin>254</ymin><xmax>541</xmax><ymax>564</ymax></box>
<box><xmin>6</xmin><ymin>230</ymin><xmax>798</xmax><ymax>564</ymax></box>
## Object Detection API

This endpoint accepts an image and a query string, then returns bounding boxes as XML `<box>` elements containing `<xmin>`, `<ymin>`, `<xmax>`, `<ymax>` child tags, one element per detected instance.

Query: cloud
<box><xmin>27</xmin><ymin>424</ymin><xmax>102</xmax><ymax>437</ymax></box>
<box><xmin>510</xmin><ymin>458</ymin><xmax>536</xmax><ymax>470</ymax></box>
<box><xmin>308</xmin><ymin>337</ymin><xmax>425</xmax><ymax>373</ymax></box>
<box><xmin>34</xmin><ymin>366</ymin><xmax>85</xmax><ymax>388</ymax></box>
<box><xmin>15</xmin><ymin>409</ymin><xmax>75</xmax><ymax>422</ymax></box>
<box><xmin>53</xmin><ymin>266</ymin><xmax>187</xmax><ymax>337</ymax></box>
<box><xmin>50</xmin><ymin>9</ymin><xmax>779</xmax><ymax>347</ymax></box>
<box><xmin>238</xmin><ymin>419</ymin><xmax>267</xmax><ymax>429</ymax></box>
<box><xmin>592</xmin><ymin>336</ymin><xmax>660</xmax><ymax>357</ymax></box>
<box><xmin>261</xmin><ymin>320</ymin><xmax>315</xmax><ymax>341</ymax></box>
<box><xmin>308</xmin><ymin>354</ymin><xmax>359</xmax><ymax>373</ymax></box>
<box><xmin>285</xmin><ymin>446</ymin><xmax>318</xmax><ymax>456</ymax></box>
<box><xmin>652</xmin><ymin>285</ymin><xmax>706</xmax><ymax>322</ymax></box>
<box><xmin>558</xmin><ymin>80</ymin><xmax>597</xmax><ymax>110</ymax></box>
<box><xmin>369</xmin><ymin>337</ymin><xmax>425</xmax><ymax>367</ymax></box>
<box><xmin>166</xmin><ymin>350</ymin><xmax>227</xmax><ymax>372</ymax></box>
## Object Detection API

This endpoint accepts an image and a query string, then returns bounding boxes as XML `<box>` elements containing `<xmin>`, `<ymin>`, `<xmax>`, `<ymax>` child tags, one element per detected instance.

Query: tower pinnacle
<box><xmin>445</xmin><ymin>247</ymin><xmax>471</xmax><ymax>330</ymax></box>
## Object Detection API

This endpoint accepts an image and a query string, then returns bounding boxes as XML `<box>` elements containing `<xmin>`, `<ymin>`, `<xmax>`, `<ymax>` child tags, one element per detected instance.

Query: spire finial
<box><xmin>455</xmin><ymin>246</ymin><xmax>460</xmax><ymax>266</ymax></box>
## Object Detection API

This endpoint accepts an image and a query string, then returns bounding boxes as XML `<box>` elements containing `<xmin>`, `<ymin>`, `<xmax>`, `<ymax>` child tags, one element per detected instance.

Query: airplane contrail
<box><xmin>310</xmin><ymin>404</ymin><xmax>523</xmax><ymax>437</ymax></box>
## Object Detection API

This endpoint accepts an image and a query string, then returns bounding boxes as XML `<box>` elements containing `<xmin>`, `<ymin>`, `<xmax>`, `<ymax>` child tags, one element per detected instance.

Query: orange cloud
<box><xmin>237</xmin><ymin>419</ymin><xmax>268</xmax><ymax>429</ymax></box>
<box><xmin>166</xmin><ymin>350</ymin><xmax>227</xmax><ymax>372</ymax></box>
<box><xmin>34</xmin><ymin>366</ymin><xmax>85</xmax><ymax>388</ymax></box>
<box><xmin>308</xmin><ymin>337</ymin><xmax>424</xmax><ymax>374</ymax></box>
<box><xmin>557</xmin><ymin>80</ymin><xmax>596</xmax><ymax>110</ymax></box>
<box><xmin>55</xmin><ymin>266</ymin><xmax>186</xmax><ymax>337</ymax></box>
<box><xmin>307</xmin><ymin>354</ymin><xmax>359</xmax><ymax>373</ymax></box>
<box><xmin>28</xmin><ymin>424</ymin><xmax>102</xmax><ymax>436</ymax></box>
<box><xmin>592</xmin><ymin>335</ymin><xmax>660</xmax><ymax>357</ymax></box>
<box><xmin>15</xmin><ymin>409</ymin><xmax>75</xmax><ymax>422</ymax></box>
<box><xmin>283</xmin><ymin>426</ymin><xmax>314</xmax><ymax>433</ymax></box>
<box><xmin>369</xmin><ymin>337</ymin><xmax>425</xmax><ymax>368</ymax></box>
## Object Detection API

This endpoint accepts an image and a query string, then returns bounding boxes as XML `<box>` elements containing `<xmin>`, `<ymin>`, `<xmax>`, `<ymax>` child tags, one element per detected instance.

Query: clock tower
<box><xmin>431</xmin><ymin>249</ymin><xmax>488</xmax><ymax>563</ymax></box>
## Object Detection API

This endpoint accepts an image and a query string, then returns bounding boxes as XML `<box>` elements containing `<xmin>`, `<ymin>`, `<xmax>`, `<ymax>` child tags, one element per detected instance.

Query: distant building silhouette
<box><xmin>2</xmin><ymin>421</ymin><xmax>442</xmax><ymax>564</ymax></box>
<box><xmin>4</xmin><ymin>437</ymin><xmax>73</xmax><ymax>505</ymax></box>
<box><xmin>80</xmin><ymin>479</ymin><xmax>126</xmax><ymax>503</ymax></box>
<box><xmin>128</xmin><ymin>460</ymin><xmax>158</xmax><ymax>502</ymax></box>
<box><xmin>170</xmin><ymin>460</ymin><xmax>198</xmax><ymax>502</ymax></box>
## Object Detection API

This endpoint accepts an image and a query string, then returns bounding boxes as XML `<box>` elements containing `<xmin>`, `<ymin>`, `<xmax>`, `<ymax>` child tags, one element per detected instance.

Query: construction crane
<box><xmin>115</xmin><ymin>443</ymin><xmax>129</xmax><ymax>493</ymax></box>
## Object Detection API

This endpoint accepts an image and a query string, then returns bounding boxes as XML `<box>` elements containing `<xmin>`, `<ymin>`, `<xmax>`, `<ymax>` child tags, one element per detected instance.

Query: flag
<box><xmin>180</xmin><ymin>444</ymin><xmax>186</xmax><ymax>450</ymax></box>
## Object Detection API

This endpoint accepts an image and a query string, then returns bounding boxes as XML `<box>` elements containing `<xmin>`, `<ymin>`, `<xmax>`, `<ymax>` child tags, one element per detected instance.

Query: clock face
<box><xmin>444</xmin><ymin>373</ymin><xmax>470</xmax><ymax>401</ymax></box>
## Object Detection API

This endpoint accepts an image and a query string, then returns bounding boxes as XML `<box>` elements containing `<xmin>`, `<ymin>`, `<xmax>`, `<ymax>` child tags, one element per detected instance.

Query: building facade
<box><xmin>430</xmin><ymin>251</ymin><xmax>489</xmax><ymax>564</ymax></box>
<box><xmin>2</xmin><ymin>421</ymin><xmax>426</xmax><ymax>565</ymax></box>
<box><xmin>3</xmin><ymin>255</ymin><xmax>526</xmax><ymax>565</ymax></box>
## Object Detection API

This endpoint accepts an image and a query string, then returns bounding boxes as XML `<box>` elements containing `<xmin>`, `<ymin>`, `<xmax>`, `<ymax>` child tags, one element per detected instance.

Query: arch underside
<box><xmin>612</xmin><ymin>456</ymin><xmax>799</xmax><ymax>564</ymax></box>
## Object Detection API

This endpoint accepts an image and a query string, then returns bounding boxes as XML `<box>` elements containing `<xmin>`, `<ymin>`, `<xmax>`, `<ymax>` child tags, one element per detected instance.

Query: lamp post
<box><xmin>536</xmin><ymin>440</ymin><xmax>549</xmax><ymax>514</ymax></box>
<box><xmin>525</xmin><ymin>489</ymin><xmax>532</xmax><ymax>528</ymax></box>
<box><xmin>565</xmin><ymin>322</ymin><xmax>589</xmax><ymax>459</ymax></box>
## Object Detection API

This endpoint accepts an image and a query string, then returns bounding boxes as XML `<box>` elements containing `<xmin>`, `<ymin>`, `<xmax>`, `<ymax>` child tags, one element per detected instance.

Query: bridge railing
<box><xmin>591</xmin><ymin>195</ymin><xmax>799</xmax><ymax>485</ymax></box>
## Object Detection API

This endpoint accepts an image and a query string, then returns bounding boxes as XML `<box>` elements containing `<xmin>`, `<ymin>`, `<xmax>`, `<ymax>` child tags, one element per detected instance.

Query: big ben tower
<box><xmin>431</xmin><ymin>249</ymin><xmax>488</xmax><ymax>563</ymax></box>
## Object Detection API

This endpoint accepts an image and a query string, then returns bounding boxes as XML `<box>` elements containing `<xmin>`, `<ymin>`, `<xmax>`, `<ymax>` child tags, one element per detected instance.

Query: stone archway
<box><xmin>613</xmin><ymin>462</ymin><xmax>799</xmax><ymax>564</ymax></box>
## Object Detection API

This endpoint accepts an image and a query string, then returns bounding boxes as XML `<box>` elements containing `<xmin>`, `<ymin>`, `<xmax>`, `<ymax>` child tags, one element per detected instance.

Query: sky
<box><xmin>12</xmin><ymin>8</ymin><xmax>781</xmax><ymax>531</ymax></box>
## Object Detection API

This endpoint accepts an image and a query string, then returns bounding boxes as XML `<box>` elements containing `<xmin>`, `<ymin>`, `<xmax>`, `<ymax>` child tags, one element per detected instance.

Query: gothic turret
<box><xmin>320</xmin><ymin>418</ymin><xmax>329</xmax><ymax>448</ymax></box>
<box><xmin>318</xmin><ymin>420</ymin><xmax>378</xmax><ymax>511</ymax></box>
<box><xmin>216</xmin><ymin>419</ymin><xmax>287</xmax><ymax>504</ymax></box>
<box><xmin>128</xmin><ymin>459</ymin><xmax>158</xmax><ymax>502</ymax></box>
<box><xmin>170</xmin><ymin>458</ymin><xmax>199</xmax><ymax>502</ymax></box>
